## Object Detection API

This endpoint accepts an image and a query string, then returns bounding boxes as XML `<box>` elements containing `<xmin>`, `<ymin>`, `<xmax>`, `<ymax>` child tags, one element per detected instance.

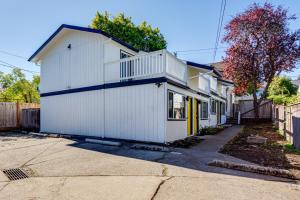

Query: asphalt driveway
<box><xmin>0</xmin><ymin>127</ymin><xmax>299</xmax><ymax>200</ymax></box>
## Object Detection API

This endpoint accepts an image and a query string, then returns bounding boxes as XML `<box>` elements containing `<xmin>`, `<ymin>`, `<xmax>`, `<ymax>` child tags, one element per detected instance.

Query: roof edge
<box><xmin>186</xmin><ymin>61</ymin><xmax>222</xmax><ymax>77</ymax></box>
<box><xmin>28</xmin><ymin>24</ymin><xmax>139</xmax><ymax>62</ymax></box>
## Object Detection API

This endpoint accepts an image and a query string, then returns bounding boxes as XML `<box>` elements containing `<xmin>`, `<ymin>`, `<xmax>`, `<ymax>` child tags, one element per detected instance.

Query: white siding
<box><xmin>41</xmin><ymin>90</ymin><xmax>105</xmax><ymax>137</ymax></box>
<box><xmin>210</xmin><ymin>114</ymin><xmax>218</xmax><ymax>127</ymax></box>
<box><xmin>41</xmin><ymin>83</ymin><xmax>166</xmax><ymax>143</ymax></box>
<box><xmin>40</xmin><ymin>30</ymin><xmax>136</xmax><ymax>93</ymax></box>
<box><xmin>104</xmin><ymin>83</ymin><xmax>165</xmax><ymax>143</ymax></box>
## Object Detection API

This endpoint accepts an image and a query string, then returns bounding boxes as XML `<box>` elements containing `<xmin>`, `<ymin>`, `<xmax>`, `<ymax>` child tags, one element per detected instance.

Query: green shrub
<box><xmin>283</xmin><ymin>144</ymin><xmax>300</xmax><ymax>154</ymax></box>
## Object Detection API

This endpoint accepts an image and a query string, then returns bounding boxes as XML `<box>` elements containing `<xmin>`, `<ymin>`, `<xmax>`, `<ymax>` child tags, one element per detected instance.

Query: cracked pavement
<box><xmin>0</xmin><ymin>127</ymin><xmax>299</xmax><ymax>200</ymax></box>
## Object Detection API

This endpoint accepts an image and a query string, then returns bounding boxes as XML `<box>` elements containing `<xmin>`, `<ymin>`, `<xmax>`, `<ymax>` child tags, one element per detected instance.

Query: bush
<box><xmin>200</xmin><ymin>126</ymin><xmax>224</xmax><ymax>135</ymax></box>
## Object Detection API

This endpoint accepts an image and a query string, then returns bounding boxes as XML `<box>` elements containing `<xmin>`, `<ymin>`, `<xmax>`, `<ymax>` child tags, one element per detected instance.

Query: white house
<box><xmin>29</xmin><ymin>24</ymin><xmax>233</xmax><ymax>144</ymax></box>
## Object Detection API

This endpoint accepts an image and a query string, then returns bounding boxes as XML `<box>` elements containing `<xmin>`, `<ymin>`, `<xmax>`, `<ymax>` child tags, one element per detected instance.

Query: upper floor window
<box><xmin>168</xmin><ymin>90</ymin><xmax>186</xmax><ymax>120</ymax></box>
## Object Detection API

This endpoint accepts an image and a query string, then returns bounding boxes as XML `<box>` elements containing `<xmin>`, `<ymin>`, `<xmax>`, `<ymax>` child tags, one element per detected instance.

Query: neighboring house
<box><xmin>210</xmin><ymin>61</ymin><xmax>265</xmax><ymax>103</ymax></box>
<box><xmin>292</xmin><ymin>80</ymin><xmax>300</xmax><ymax>93</ymax></box>
<box><xmin>29</xmin><ymin>24</ymin><xmax>233</xmax><ymax>144</ymax></box>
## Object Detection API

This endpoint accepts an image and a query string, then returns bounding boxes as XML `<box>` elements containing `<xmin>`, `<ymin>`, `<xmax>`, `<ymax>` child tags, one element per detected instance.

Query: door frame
<box><xmin>187</xmin><ymin>96</ymin><xmax>193</xmax><ymax>136</ymax></box>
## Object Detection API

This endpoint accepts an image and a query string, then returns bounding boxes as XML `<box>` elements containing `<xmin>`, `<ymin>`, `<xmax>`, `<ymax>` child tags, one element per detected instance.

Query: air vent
<box><xmin>2</xmin><ymin>168</ymin><xmax>29</xmax><ymax>181</ymax></box>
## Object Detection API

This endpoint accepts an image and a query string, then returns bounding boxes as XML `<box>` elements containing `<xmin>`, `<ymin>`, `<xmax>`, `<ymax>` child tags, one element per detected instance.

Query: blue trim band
<box><xmin>40</xmin><ymin>76</ymin><xmax>213</xmax><ymax>99</ymax></box>
<box><xmin>28</xmin><ymin>24</ymin><xmax>139</xmax><ymax>62</ymax></box>
<box><xmin>40</xmin><ymin>77</ymin><xmax>167</xmax><ymax>97</ymax></box>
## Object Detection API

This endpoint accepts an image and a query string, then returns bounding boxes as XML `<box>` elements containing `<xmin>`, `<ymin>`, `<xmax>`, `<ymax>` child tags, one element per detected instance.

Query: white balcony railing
<box><xmin>210</xmin><ymin>76</ymin><xmax>218</xmax><ymax>92</ymax></box>
<box><xmin>198</xmin><ymin>75</ymin><xmax>210</xmax><ymax>94</ymax></box>
<box><xmin>104</xmin><ymin>50</ymin><xmax>187</xmax><ymax>84</ymax></box>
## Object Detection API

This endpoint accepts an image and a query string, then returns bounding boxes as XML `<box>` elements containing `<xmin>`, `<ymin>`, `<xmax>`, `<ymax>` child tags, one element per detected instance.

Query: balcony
<box><xmin>198</xmin><ymin>75</ymin><xmax>210</xmax><ymax>94</ymax></box>
<box><xmin>104</xmin><ymin>50</ymin><xmax>187</xmax><ymax>84</ymax></box>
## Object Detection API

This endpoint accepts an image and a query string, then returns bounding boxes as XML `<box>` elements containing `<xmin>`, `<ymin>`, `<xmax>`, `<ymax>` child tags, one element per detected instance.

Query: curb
<box><xmin>208</xmin><ymin>159</ymin><xmax>297</xmax><ymax>180</ymax></box>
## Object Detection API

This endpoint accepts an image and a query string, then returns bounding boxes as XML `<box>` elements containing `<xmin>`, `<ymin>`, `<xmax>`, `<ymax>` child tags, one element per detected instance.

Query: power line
<box><xmin>0</xmin><ymin>50</ymin><xmax>27</xmax><ymax>60</ymax></box>
<box><xmin>175</xmin><ymin>47</ymin><xmax>227</xmax><ymax>53</ymax></box>
<box><xmin>213</xmin><ymin>0</ymin><xmax>227</xmax><ymax>62</ymax></box>
<box><xmin>0</xmin><ymin>60</ymin><xmax>39</xmax><ymax>74</ymax></box>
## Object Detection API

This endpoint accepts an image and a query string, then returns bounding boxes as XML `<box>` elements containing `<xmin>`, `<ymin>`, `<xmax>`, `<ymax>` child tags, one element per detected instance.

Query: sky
<box><xmin>0</xmin><ymin>0</ymin><xmax>300</xmax><ymax>79</ymax></box>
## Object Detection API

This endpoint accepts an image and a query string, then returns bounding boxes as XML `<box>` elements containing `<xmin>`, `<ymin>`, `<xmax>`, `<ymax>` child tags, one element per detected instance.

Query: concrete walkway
<box><xmin>0</xmin><ymin>129</ymin><xmax>299</xmax><ymax>200</ymax></box>
<box><xmin>160</xmin><ymin>125</ymin><xmax>257</xmax><ymax>172</ymax></box>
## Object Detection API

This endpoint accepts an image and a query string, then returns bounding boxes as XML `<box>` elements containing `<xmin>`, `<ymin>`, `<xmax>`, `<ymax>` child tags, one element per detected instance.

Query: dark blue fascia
<box><xmin>28</xmin><ymin>24</ymin><xmax>139</xmax><ymax>62</ymax></box>
<box><xmin>40</xmin><ymin>77</ymin><xmax>167</xmax><ymax>97</ymax></box>
<box><xmin>186</xmin><ymin>61</ymin><xmax>222</xmax><ymax>77</ymax></box>
<box><xmin>186</xmin><ymin>61</ymin><xmax>213</xmax><ymax>71</ymax></box>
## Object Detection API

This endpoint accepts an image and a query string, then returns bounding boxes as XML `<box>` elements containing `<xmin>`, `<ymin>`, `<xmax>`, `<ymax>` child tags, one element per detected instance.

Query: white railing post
<box><xmin>238</xmin><ymin>111</ymin><xmax>241</xmax><ymax>125</ymax></box>
<box><xmin>163</xmin><ymin>49</ymin><xmax>167</xmax><ymax>76</ymax></box>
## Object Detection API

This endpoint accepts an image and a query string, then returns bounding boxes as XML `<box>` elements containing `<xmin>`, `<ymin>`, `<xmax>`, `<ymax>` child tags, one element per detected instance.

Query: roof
<box><xmin>28</xmin><ymin>24</ymin><xmax>139</xmax><ymax>62</ymax></box>
<box><xmin>217</xmin><ymin>78</ymin><xmax>234</xmax><ymax>85</ymax></box>
<box><xmin>210</xmin><ymin>62</ymin><xmax>224</xmax><ymax>73</ymax></box>
<box><xmin>186</xmin><ymin>61</ymin><xmax>222</xmax><ymax>77</ymax></box>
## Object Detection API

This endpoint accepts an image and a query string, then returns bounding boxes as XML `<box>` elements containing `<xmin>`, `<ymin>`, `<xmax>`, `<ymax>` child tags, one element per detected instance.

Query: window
<box><xmin>168</xmin><ymin>91</ymin><xmax>185</xmax><ymax>120</ymax></box>
<box><xmin>200</xmin><ymin>101</ymin><xmax>208</xmax><ymax>119</ymax></box>
<box><xmin>221</xmin><ymin>102</ymin><xmax>226</xmax><ymax>115</ymax></box>
<box><xmin>211</xmin><ymin>99</ymin><xmax>216</xmax><ymax>114</ymax></box>
<box><xmin>120</xmin><ymin>50</ymin><xmax>134</xmax><ymax>78</ymax></box>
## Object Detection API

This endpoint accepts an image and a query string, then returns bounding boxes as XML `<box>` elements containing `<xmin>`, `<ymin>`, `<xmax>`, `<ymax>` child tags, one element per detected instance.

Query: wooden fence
<box><xmin>233</xmin><ymin>100</ymin><xmax>273</xmax><ymax>121</ymax></box>
<box><xmin>21</xmin><ymin>108</ymin><xmax>40</xmax><ymax>131</ymax></box>
<box><xmin>273</xmin><ymin>103</ymin><xmax>300</xmax><ymax>148</ymax></box>
<box><xmin>0</xmin><ymin>102</ymin><xmax>40</xmax><ymax>131</ymax></box>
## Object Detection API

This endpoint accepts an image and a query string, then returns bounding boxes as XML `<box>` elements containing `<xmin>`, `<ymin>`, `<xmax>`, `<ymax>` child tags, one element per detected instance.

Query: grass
<box><xmin>283</xmin><ymin>144</ymin><xmax>300</xmax><ymax>154</ymax></box>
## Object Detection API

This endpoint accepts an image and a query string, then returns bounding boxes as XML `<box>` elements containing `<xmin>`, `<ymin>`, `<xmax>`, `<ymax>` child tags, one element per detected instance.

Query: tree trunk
<box><xmin>253</xmin><ymin>91</ymin><xmax>260</xmax><ymax>119</ymax></box>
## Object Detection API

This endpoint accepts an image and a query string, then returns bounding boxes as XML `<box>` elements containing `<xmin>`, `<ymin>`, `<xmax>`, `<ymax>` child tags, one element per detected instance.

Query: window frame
<box><xmin>167</xmin><ymin>90</ymin><xmax>186</xmax><ymax>121</ymax></box>
<box><xmin>200</xmin><ymin>100</ymin><xmax>209</xmax><ymax>120</ymax></box>
<box><xmin>210</xmin><ymin>98</ymin><xmax>216</xmax><ymax>115</ymax></box>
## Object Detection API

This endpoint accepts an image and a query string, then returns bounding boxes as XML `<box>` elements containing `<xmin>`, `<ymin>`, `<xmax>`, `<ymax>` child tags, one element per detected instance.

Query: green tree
<box><xmin>0</xmin><ymin>69</ymin><xmax>40</xmax><ymax>103</ymax></box>
<box><xmin>90</xmin><ymin>11</ymin><xmax>167</xmax><ymax>52</ymax></box>
<box><xmin>267</xmin><ymin>76</ymin><xmax>298</xmax><ymax>104</ymax></box>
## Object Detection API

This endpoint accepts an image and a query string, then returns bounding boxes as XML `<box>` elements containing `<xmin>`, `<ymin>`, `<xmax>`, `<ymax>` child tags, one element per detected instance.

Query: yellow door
<box><xmin>187</xmin><ymin>97</ymin><xmax>193</xmax><ymax>136</ymax></box>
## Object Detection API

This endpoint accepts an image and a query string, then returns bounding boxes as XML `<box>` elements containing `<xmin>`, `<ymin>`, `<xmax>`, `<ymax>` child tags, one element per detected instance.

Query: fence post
<box><xmin>16</xmin><ymin>102</ymin><xmax>20</xmax><ymax>128</ymax></box>
<box><xmin>283</xmin><ymin>106</ymin><xmax>287</xmax><ymax>139</ymax></box>
<box><xmin>237</xmin><ymin>111</ymin><xmax>241</xmax><ymax>125</ymax></box>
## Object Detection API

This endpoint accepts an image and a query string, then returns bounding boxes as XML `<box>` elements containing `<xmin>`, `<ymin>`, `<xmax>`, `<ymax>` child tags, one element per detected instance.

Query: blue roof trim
<box><xmin>28</xmin><ymin>24</ymin><xmax>139</xmax><ymax>62</ymax></box>
<box><xmin>186</xmin><ymin>61</ymin><xmax>213</xmax><ymax>70</ymax></box>
<box><xmin>186</xmin><ymin>61</ymin><xmax>222</xmax><ymax>77</ymax></box>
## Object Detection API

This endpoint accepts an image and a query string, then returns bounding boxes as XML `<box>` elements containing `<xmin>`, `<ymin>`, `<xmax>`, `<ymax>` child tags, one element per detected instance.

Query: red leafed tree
<box><xmin>223</xmin><ymin>3</ymin><xmax>300</xmax><ymax>118</ymax></box>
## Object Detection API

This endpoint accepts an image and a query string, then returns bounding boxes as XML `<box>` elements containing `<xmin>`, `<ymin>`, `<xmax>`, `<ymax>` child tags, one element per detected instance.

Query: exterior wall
<box><xmin>41</xmin><ymin>90</ymin><xmax>105</xmax><ymax>137</ymax></box>
<box><xmin>165</xmin><ymin>83</ymin><xmax>210</xmax><ymax>142</ymax></box>
<box><xmin>221</xmin><ymin>115</ymin><xmax>227</xmax><ymax>124</ymax></box>
<box><xmin>210</xmin><ymin>114</ymin><xmax>218</xmax><ymax>127</ymax></box>
<box><xmin>40</xmin><ymin>30</ymin><xmax>136</xmax><ymax>93</ymax></box>
<box><xmin>104</xmin><ymin>83</ymin><xmax>165</xmax><ymax>143</ymax></box>
<box><xmin>41</xmin><ymin>83</ymin><xmax>166</xmax><ymax>143</ymax></box>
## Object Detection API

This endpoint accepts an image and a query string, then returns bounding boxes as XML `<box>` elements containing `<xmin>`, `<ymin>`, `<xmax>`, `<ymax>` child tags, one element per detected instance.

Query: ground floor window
<box><xmin>221</xmin><ymin>102</ymin><xmax>226</xmax><ymax>115</ymax></box>
<box><xmin>168</xmin><ymin>90</ymin><xmax>186</xmax><ymax>120</ymax></box>
<box><xmin>200</xmin><ymin>101</ymin><xmax>208</xmax><ymax>119</ymax></box>
<box><xmin>211</xmin><ymin>99</ymin><xmax>216</xmax><ymax>114</ymax></box>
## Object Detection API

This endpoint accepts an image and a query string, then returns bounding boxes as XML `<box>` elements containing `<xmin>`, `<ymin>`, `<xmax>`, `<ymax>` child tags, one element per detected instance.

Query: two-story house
<box><xmin>29</xmin><ymin>24</ymin><xmax>233</xmax><ymax>144</ymax></box>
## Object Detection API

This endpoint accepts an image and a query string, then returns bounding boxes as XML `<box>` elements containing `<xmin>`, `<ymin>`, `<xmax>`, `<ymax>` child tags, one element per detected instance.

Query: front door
<box><xmin>187</xmin><ymin>97</ymin><xmax>193</xmax><ymax>136</ymax></box>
